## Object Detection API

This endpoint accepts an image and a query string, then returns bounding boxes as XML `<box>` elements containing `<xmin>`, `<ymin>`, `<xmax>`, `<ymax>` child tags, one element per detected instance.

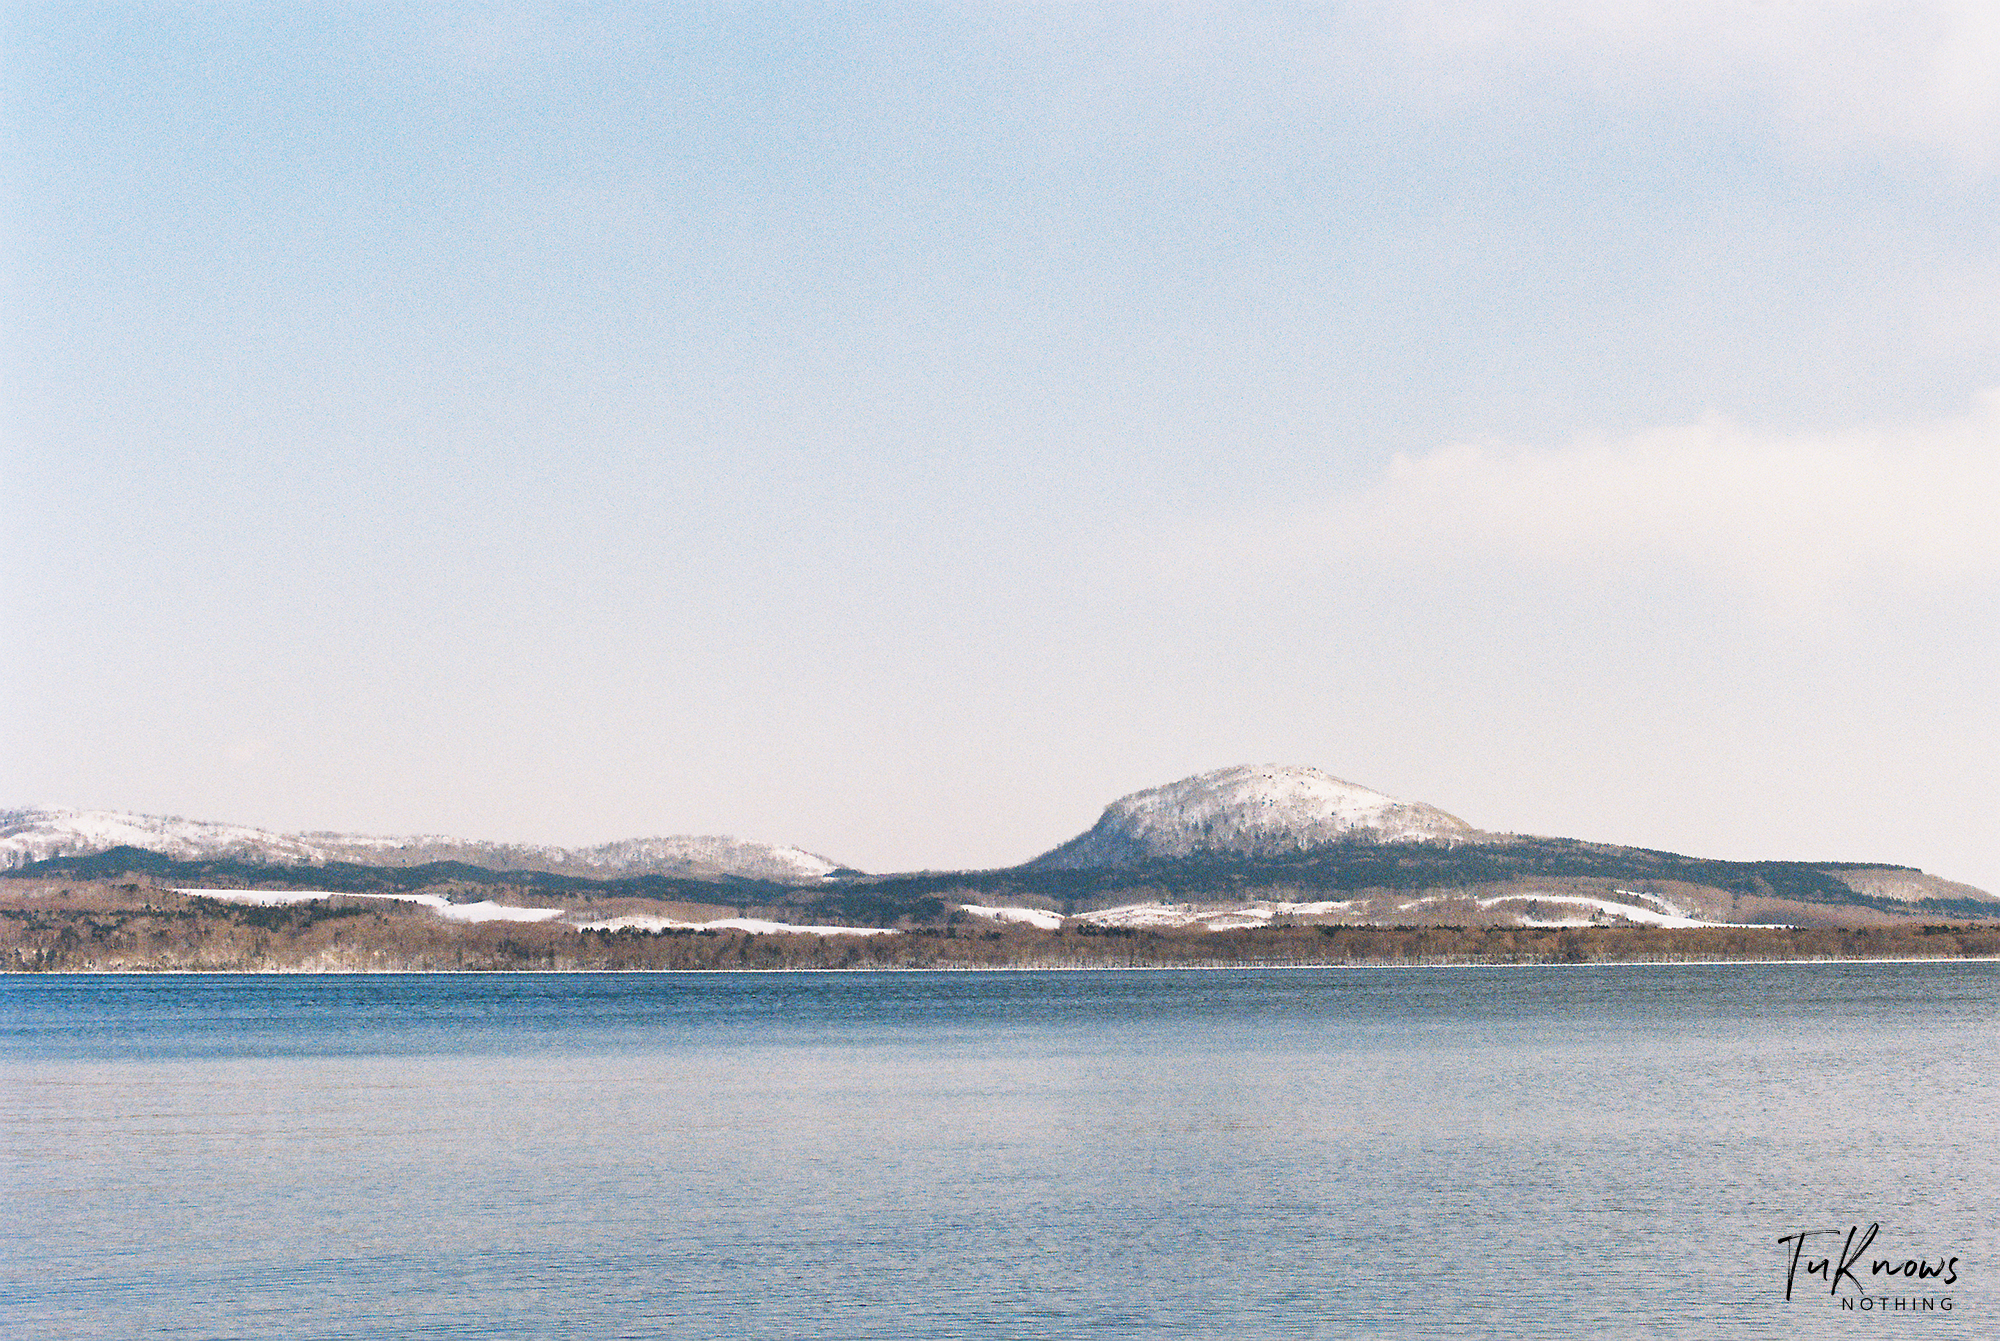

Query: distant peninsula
<box><xmin>5</xmin><ymin>766</ymin><xmax>1993</xmax><ymax>971</ymax></box>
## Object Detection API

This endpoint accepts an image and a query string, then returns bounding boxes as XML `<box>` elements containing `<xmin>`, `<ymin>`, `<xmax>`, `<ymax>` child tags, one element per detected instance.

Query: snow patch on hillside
<box><xmin>180</xmin><ymin>886</ymin><xmax>895</xmax><ymax>934</ymax></box>
<box><xmin>438</xmin><ymin>900</ymin><xmax>569</xmax><ymax>924</ymax></box>
<box><xmin>570</xmin><ymin>914</ymin><xmax>897</xmax><ymax>936</ymax></box>
<box><xmin>1080</xmin><ymin>899</ymin><xmax>1355</xmax><ymax>930</ymax></box>
<box><xmin>1832</xmin><ymin>868</ymin><xmax>1998</xmax><ymax>905</ymax></box>
<box><xmin>177</xmin><ymin>888</ymin><xmax>566</xmax><ymax>923</ymax></box>
<box><xmin>560</xmin><ymin>837</ymin><xmax>842</xmax><ymax>883</ymax></box>
<box><xmin>960</xmin><ymin>904</ymin><xmax>1065</xmax><ymax>930</ymax></box>
<box><xmin>1474</xmin><ymin>891</ymin><xmax>1769</xmax><ymax>928</ymax></box>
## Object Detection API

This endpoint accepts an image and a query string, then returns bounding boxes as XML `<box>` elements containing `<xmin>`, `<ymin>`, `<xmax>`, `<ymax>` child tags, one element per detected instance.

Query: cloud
<box><xmin>1403</xmin><ymin>1</ymin><xmax>2000</xmax><ymax>171</ymax></box>
<box><xmin>1192</xmin><ymin>392</ymin><xmax>2000</xmax><ymax>608</ymax></box>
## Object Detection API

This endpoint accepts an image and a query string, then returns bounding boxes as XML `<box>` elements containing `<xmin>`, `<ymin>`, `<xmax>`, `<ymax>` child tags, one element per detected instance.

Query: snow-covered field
<box><xmin>437</xmin><ymin>900</ymin><xmax>569</xmax><ymax>924</ymax></box>
<box><xmin>1472</xmin><ymin>890</ymin><xmax>1771</xmax><ymax>928</ymax></box>
<box><xmin>1065</xmin><ymin>888</ymin><xmax>1781</xmax><ymax>931</ymax></box>
<box><xmin>569</xmin><ymin>914</ymin><xmax>897</xmax><ymax>936</ymax></box>
<box><xmin>180</xmin><ymin>892</ymin><xmax>900</xmax><ymax>936</ymax></box>
<box><xmin>959</xmin><ymin>904</ymin><xmax>1065</xmax><ymax>930</ymax></box>
<box><xmin>177</xmin><ymin>888</ymin><xmax>568</xmax><ymax>923</ymax></box>
<box><xmin>175</xmin><ymin>879</ymin><xmax>1790</xmax><ymax>934</ymax></box>
<box><xmin>1080</xmin><ymin>899</ymin><xmax>1355</xmax><ymax>930</ymax></box>
<box><xmin>181</xmin><ymin>888</ymin><xmax>897</xmax><ymax>934</ymax></box>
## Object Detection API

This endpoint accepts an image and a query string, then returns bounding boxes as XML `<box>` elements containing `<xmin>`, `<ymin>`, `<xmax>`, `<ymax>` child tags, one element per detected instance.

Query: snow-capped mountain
<box><xmin>0</xmin><ymin>808</ymin><xmax>845</xmax><ymax>884</ymax></box>
<box><xmin>1026</xmin><ymin>765</ymin><xmax>1488</xmax><ymax>869</ymax></box>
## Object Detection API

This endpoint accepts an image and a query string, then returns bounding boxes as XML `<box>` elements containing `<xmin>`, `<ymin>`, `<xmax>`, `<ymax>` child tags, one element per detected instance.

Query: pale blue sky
<box><xmin>6</xmin><ymin>3</ymin><xmax>1996</xmax><ymax>888</ymax></box>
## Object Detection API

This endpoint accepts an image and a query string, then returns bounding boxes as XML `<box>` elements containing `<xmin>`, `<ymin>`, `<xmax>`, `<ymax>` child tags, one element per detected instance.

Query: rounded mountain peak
<box><xmin>1026</xmin><ymin>765</ymin><xmax>1484</xmax><ymax>869</ymax></box>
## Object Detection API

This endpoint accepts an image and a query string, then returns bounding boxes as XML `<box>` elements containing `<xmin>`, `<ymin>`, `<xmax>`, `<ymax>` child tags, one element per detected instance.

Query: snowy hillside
<box><xmin>1829</xmin><ymin>868</ymin><xmax>1993</xmax><ymax>906</ymax></box>
<box><xmin>0</xmin><ymin>809</ymin><xmax>844</xmax><ymax>884</ymax></box>
<box><xmin>1027</xmin><ymin>765</ymin><xmax>1487</xmax><ymax>869</ymax></box>
<box><xmin>296</xmin><ymin>832</ymin><xmax>844</xmax><ymax>883</ymax></box>
<box><xmin>0</xmin><ymin>809</ymin><xmax>338</xmax><ymax>868</ymax></box>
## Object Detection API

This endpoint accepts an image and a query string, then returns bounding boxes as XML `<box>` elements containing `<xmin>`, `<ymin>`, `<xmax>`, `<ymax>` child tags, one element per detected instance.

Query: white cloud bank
<box><xmin>1406</xmin><ymin>0</ymin><xmax>2000</xmax><ymax>169</ymax></box>
<box><xmin>1194</xmin><ymin>392</ymin><xmax>2000</xmax><ymax>607</ymax></box>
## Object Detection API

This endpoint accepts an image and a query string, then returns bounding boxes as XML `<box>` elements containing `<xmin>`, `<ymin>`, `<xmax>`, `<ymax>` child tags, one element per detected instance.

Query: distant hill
<box><xmin>1027</xmin><ymin>765</ymin><xmax>1487</xmax><ymax>867</ymax></box>
<box><xmin>6</xmin><ymin>766</ymin><xmax>1991</xmax><ymax>930</ymax></box>
<box><xmin>0</xmin><ymin>809</ymin><xmax>848</xmax><ymax>885</ymax></box>
<box><xmin>855</xmin><ymin>836</ymin><xmax>1997</xmax><ymax>924</ymax></box>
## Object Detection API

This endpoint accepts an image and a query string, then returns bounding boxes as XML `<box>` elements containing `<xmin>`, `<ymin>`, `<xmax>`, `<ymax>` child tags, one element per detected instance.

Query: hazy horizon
<box><xmin>5</xmin><ymin>4</ymin><xmax>1995</xmax><ymax>891</ymax></box>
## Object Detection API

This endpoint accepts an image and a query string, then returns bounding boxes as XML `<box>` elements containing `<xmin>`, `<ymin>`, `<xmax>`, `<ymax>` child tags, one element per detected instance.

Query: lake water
<box><xmin>3</xmin><ymin>964</ymin><xmax>1995</xmax><ymax>1338</ymax></box>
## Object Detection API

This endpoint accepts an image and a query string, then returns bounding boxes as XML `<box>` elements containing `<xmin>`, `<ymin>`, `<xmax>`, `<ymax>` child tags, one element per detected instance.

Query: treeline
<box><xmin>12</xmin><ymin>845</ymin><xmax>801</xmax><ymax>904</ymax></box>
<box><xmin>5</xmin><ymin>886</ymin><xmax>1999</xmax><ymax>972</ymax></box>
<box><xmin>13</xmin><ymin>843</ymin><xmax>1994</xmax><ymax>925</ymax></box>
<box><xmin>851</xmin><ymin>841</ymin><xmax>1989</xmax><ymax>918</ymax></box>
<box><xmin>7</xmin><ymin>847</ymin><xmax>949</xmax><ymax>927</ymax></box>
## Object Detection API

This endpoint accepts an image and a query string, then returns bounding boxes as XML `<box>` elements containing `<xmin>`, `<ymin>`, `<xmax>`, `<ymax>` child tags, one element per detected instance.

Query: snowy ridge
<box><xmin>1028</xmin><ymin>765</ymin><xmax>1485</xmax><ymax>869</ymax></box>
<box><xmin>0</xmin><ymin>809</ymin><xmax>843</xmax><ymax>884</ymax></box>
<box><xmin>1</xmin><ymin>810</ymin><xmax>338</xmax><ymax>868</ymax></box>
<box><xmin>563</xmin><ymin>836</ymin><xmax>839</xmax><ymax>882</ymax></box>
<box><xmin>294</xmin><ymin>832</ymin><xmax>843</xmax><ymax>883</ymax></box>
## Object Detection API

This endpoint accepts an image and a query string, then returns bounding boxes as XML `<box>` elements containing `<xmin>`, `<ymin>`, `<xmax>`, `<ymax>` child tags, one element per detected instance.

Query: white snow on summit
<box><xmin>0</xmin><ymin>808</ymin><xmax>844</xmax><ymax>884</ymax></box>
<box><xmin>288</xmin><ymin>831</ymin><xmax>845</xmax><ymax>883</ymax></box>
<box><xmin>1027</xmin><ymin>765</ymin><xmax>1485</xmax><ymax>868</ymax></box>
<box><xmin>0</xmin><ymin>809</ymin><xmax>337</xmax><ymax>868</ymax></box>
<box><xmin>550</xmin><ymin>836</ymin><xmax>841</xmax><ymax>883</ymax></box>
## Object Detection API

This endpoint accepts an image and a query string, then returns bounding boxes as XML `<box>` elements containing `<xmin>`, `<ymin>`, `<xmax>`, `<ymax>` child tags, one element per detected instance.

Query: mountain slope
<box><xmin>0</xmin><ymin>809</ymin><xmax>336</xmax><ymax>868</ymax></box>
<box><xmin>9</xmin><ymin>766</ymin><xmax>1991</xmax><ymax>930</ymax></box>
<box><xmin>0</xmin><ymin>809</ymin><xmax>845</xmax><ymax>885</ymax></box>
<box><xmin>1027</xmin><ymin>765</ymin><xmax>1486</xmax><ymax>869</ymax></box>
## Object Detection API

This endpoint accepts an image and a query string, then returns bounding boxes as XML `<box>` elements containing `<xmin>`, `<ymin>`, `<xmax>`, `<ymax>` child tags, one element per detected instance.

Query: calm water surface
<box><xmin>3</xmin><ymin>964</ymin><xmax>1995</xmax><ymax>1338</ymax></box>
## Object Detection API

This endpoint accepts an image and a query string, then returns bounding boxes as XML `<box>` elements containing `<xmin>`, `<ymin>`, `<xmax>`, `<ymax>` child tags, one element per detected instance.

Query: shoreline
<box><xmin>11</xmin><ymin>954</ymin><xmax>2000</xmax><ymax>977</ymax></box>
<box><xmin>12</xmin><ymin>895</ymin><xmax>1996</xmax><ymax>973</ymax></box>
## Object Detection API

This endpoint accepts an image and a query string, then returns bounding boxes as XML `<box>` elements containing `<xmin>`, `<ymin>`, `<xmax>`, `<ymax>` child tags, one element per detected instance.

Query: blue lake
<box><xmin>3</xmin><ymin>964</ymin><xmax>1995</xmax><ymax>1338</ymax></box>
